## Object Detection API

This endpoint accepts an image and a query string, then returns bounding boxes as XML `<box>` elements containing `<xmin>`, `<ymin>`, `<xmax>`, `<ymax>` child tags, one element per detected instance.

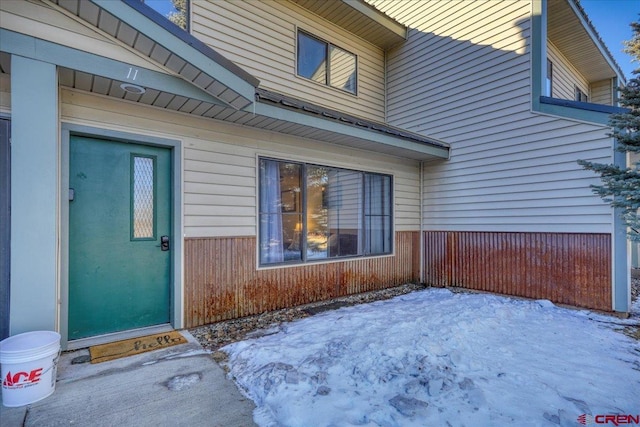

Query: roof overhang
<box><xmin>52</xmin><ymin>0</ymin><xmax>259</xmax><ymax>109</ymax></box>
<box><xmin>547</xmin><ymin>0</ymin><xmax>625</xmax><ymax>83</ymax></box>
<box><xmin>253</xmin><ymin>89</ymin><xmax>449</xmax><ymax>160</ymax></box>
<box><xmin>289</xmin><ymin>0</ymin><xmax>407</xmax><ymax>49</ymax></box>
<box><xmin>1</xmin><ymin>0</ymin><xmax>447</xmax><ymax>162</ymax></box>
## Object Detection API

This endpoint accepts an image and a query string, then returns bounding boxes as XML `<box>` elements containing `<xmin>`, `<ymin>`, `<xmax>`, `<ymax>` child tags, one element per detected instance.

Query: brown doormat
<box><xmin>89</xmin><ymin>331</ymin><xmax>187</xmax><ymax>364</ymax></box>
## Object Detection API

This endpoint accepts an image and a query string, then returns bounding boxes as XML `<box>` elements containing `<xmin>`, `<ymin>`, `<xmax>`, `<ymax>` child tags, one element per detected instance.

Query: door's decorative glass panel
<box><xmin>132</xmin><ymin>156</ymin><xmax>155</xmax><ymax>239</ymax></box>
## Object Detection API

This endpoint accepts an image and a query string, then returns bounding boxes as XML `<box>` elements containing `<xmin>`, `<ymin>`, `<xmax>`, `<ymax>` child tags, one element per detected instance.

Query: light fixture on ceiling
<box><xmin>120</xmin><ymin>83</ymin><xmax>146</xmax><ymax>94</ymax></box>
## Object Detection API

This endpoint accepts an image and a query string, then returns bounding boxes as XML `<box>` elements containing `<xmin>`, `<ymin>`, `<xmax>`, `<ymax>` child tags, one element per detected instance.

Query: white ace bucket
<box><xmin>0</xmin><ymin>331</ymin><xmax>61</xmax><ymax>407</ymax></box>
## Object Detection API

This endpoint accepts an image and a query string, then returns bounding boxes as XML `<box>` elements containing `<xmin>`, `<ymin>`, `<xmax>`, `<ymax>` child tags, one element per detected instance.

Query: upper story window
<box><xmin>142</xmin><ymin>0</ymin><xmax>188</xmax><ymax>31</ymax></box>
<box><xmin>546</xmin><ymin>59</ymin><xmax>553</xmax><ymax>97</ymax></box>
<box><xmin>297</xmin><ymin>31</ymin><xmax>357</xmax><ymax>94</ymax></box>
<box><xmin>258</xmin><ymin>158</ymin><xmax>392</xmax><ymax>266</ymax></box>
<box><xmin>575</xmin><ymin>86</ymin><xmax>588</xmax><ymax>103</ymax></box>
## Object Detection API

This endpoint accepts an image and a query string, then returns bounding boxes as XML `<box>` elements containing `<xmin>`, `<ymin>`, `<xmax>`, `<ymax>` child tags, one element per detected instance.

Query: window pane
<box><xmin>259</xmin><ymin>159</ymin><xmax>302</xmax><ymax>264</ymax></box>
<box><xmin>326</xmin><ymin>169</ymin><xmax>362</xmax><ymax>257</ymax></box>
<box><xmin>132</xmin><ymin>156</ymin><xmax>155</xmax><ymax>239</ymax></box>
<box><xmin>546</xmin><ymin>59</ymin><xmax>553</xmax><ymax>97</ymax></box>
<box><xmin>329</xmin><ymin>45</ymin><xmax>356</xmax><ymax>93</ymax></box>
<box><xmin>364</xmin><ymin>174</ymin><xmax>392</xmax><ymax>254</ymax></box>
<box><xmin>297</xmin><ymin>32</ymin><xmax>327</xmax><ymax>84</ymax></box>
<box><xmin>306</xmin><ymin>166</ymin><xmax>329</xmax><ymax>259</ymax></box>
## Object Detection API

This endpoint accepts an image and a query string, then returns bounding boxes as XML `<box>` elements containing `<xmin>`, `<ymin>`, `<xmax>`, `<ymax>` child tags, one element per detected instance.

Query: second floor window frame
<box><xmin>546</xmin><ymin>59</ymin><xmax>553</xmax><ymax>97</ymax></box>
<box><xmin>574</xmin><ymin>86</ymin><xmax>588</xmax><ymax>103</ymax></box>
<box><xmin>296</xmin><ymin>29</ymin><xmax>358</xmax><ymax>96</ymax></box>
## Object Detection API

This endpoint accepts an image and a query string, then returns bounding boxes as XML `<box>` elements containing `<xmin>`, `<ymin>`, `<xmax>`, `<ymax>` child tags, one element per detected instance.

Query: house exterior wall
<box><xmin>371</xmin><ymin>0</ymin><xmax>613</xmax><ymax>234</ymax></box>
<box><xmin>370</xmin><ymin>0</ymin><xmax>617</xmax><ymax>309</ymax></box>
<box><xmin>548</xmin><ymin>41</ymin><xmax>590</xmax><ymax>101</ymax></box>
<box><xmin>590</xmin><ymin>79</ymin><xmax>613</xmax><ymax>106</ymax></box>
<box><xmin>190</xmin><ymin>0</ymin><xmax>386</xmax><ymax>122</ymax></box>
<box><xmin>61</xmin><ymin>90</ymin><xmax>421</xmax><ymax>237</ymax></box>
<box><xmin>60</xmin><ymin>88</ymin><xmax>421</xmax><ymax>326</ymax></box>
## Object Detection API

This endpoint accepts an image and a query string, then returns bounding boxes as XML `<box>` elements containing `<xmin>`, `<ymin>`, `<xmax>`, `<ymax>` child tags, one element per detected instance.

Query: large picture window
<box><xmin>259</xmin><ymin>158</ymin><xmax>392</xmax><ymax>265</ymax></box>
<box><xmin>297</xmin><ymin>31</ymin><xmax>357</xmax><ymax>94</ymax></box>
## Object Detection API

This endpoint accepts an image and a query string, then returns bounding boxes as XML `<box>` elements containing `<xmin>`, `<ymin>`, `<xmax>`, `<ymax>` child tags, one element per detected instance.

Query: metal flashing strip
<box><xmin>538</xmin><ymin>96</ymin><xmax>629</xmax><ymax>125</ymax></box>
<box><xmin>255</xmin><ymin>88</ymin><xmax>449</xmax><ymax>159</ymax></box>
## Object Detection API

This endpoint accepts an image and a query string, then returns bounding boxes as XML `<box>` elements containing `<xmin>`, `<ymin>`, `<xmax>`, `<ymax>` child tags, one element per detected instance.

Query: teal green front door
<box><xmin>69</xmin><ymin>136</ymin><xmax>172</xmax><ymax>340</ymax></box>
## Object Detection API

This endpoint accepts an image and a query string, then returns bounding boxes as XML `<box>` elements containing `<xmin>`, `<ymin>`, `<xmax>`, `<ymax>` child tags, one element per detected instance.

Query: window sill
<box><xmin>257</xmin><ymin>252</ymin><xmax>395</xmax><ymax>271</ymax></box>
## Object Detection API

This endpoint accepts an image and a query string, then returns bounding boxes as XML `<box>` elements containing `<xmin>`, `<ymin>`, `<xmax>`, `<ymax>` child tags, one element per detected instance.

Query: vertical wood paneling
<box><xmin>424</xmin><ymin>231</ymin><xmax>612</xmax><ymax>311</ymax></box>
<box><xmin>184</xmin><ymin>231</ymin><xmax>419</xmax><ymax>327</ymax></box>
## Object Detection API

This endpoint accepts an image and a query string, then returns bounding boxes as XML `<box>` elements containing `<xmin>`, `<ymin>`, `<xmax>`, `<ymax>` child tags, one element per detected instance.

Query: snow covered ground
<box><xmin>222</xmin><ymin>288</ymin><xmax>640</xmax><ymax>427</ymax></box>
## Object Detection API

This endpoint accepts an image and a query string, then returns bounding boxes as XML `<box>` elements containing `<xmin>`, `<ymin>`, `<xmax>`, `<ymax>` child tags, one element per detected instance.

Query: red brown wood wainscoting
<box><xmin>184</xmin><ymin>231</ymin><xmax>420</xmax><ymax>328</ymax></box>
<box><xmin>423</xmin><ymin>231</ymin><xmax>612</xmax><ymax>311</ymax></box>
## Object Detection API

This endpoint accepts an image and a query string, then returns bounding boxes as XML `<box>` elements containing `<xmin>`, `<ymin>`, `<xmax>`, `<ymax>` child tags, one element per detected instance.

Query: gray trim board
<box><xmin>539</xmin><ymin>96</ymin><xmax>629</xmax><ymax>125</ymax></box>
<box><xmin>0</xmin><ymin>29</ymin><xmax>229</xmax><ymax>108</ymax></box>
<box><xmin>612</xmin><ymin>139</ymin><xmax>630</xmax><ymax>312</ymax></box>
<box><xmin>530</xmin><ymin>0</ymin><xmax>626</xmax><ymax>125</ymax></box>
<box><xmin>342</xmin><ymin>0</ymin><xmax>407</xmax><ymax>38</ymax></box>
<box><xmin>10</xmin><ymin>56</ymin><xmax>58</xmax><ymax>334</ymax></box>
<box><xmin>89</xmin><ymin>0</ymin><xmax>258</xmax><ymax>105</ymax></box>
<box><xmin>0</xmin><ymin>117</ymin><xmax>10</xmax><ymax>340</ymax></box>
<box><xmin>121</xmin><ymin>0</ymin><xmax>258</xmax><ymax>86</ymax></box>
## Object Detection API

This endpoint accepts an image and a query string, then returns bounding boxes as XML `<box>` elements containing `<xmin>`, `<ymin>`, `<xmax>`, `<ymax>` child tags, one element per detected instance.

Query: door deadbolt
<box><xmin>160</xmin><ymin>235</ymin><xmax>170</xmax><ymax>251</ymax></box>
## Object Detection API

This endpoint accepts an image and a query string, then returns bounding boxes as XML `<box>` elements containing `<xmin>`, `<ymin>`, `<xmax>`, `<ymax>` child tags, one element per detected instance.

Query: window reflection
<box><xmin>260</xmin><ymin>158</ymin><xmax>391</xmax><ymax>266</ymax></box>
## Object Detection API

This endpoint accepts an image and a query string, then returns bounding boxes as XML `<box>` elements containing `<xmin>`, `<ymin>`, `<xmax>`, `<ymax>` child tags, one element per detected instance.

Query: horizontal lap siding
<box><xmin>370</xmin><ymin>0</ymin><xmax>614</xmax><ymax>234</ymax></box>
<box><xmin>184</xmin><ymin>231</ymin><xmax>419</xmax><ymax>327</ymax></box>
<box><xmin>548</xmin><ymin>42</ymin><xmax>589</xmax><ymax>101</ymax></box>
<box><xmin>191</xmin><ymin>0</ymin><xmax>386</xmax><ymax>122</ymax></box>
<box><xmin>424</xmin><ymin>231</ymin><xmax>612</xmax><ymax>311</ymax></box>
<box><xmin>590</xmin><ymin>79</ymin><xmax>612</xmax><ymax>105</ymax></box>
<box><xmin>61</xmin><ymin>90</ymin><xmax>422</xmax><ymax>237</ymax></box>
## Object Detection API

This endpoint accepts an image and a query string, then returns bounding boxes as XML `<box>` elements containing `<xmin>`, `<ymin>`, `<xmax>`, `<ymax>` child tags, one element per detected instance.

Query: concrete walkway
<box><xmin>1</xmin><ymin>331</ymin><xmax>256</xmax><ymax>427</ymax></box>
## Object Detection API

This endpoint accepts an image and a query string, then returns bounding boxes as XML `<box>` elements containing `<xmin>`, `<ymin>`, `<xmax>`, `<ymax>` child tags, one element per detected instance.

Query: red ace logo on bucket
<box><xmin>2</xmin><ymin>368</ymin><xmax>43</xmax><ymax>389</ymax></box>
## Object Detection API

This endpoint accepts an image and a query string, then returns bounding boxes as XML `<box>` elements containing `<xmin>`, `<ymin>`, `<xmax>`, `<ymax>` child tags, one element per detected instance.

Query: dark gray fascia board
<box><xmin>68</xmin><ymin>0</ymin><xmax>258</xmax><ymax>109</ymax></box>
<box><xmin>0</xmin><ymin>29</ymin><xmax>228</xmax><ymax>107</ymax></box>
<box><xmin>342</xmin><ymin>0</ymin><xmax>407</xmax><ymax>39</ymax></box>
<box><xmin>254</xmin><ymin>89</ymin><xmax>450</xmax><ymax>159</ymax></box>
<box><xmin>539</xmin><ymin>96</ymin><xmax>629</xmax><ymax>125</ymax></box>
<box><xmin>121</xmin><ymin>0</ymin><xmax>259</xmax><ymax>88</ymax></box>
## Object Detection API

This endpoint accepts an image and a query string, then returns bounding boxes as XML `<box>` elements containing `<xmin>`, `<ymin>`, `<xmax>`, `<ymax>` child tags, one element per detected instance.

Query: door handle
<box><xmin>160</xmin><ymin>235</ymin><xmax>170</xmax><ymax>251</ymax></box>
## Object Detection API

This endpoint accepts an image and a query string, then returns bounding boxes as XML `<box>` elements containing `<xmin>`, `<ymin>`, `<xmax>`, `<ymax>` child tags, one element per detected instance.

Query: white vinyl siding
<box><xmin>370</xmin><ymin>0</ymin><xmax>614</xmax><ymax>234</ymax></box>
<box><xmin>190</xmin><ymin>0</ymin><xmax>385</xmax><ymax>122</ymax></box>
<box><xmin>60</xmin><ymin>89</ymin><xmax>420</xmax><ymax>238</ymax></box>
<box><xmin>590</xmin><ymin>79</ymin><xmax>613</xmax><ymax>106</ymax></box>
<box><xmin>547</xmin><ymin>41</ymin><xmax>590</xmax><ymax>101</ymax></box>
